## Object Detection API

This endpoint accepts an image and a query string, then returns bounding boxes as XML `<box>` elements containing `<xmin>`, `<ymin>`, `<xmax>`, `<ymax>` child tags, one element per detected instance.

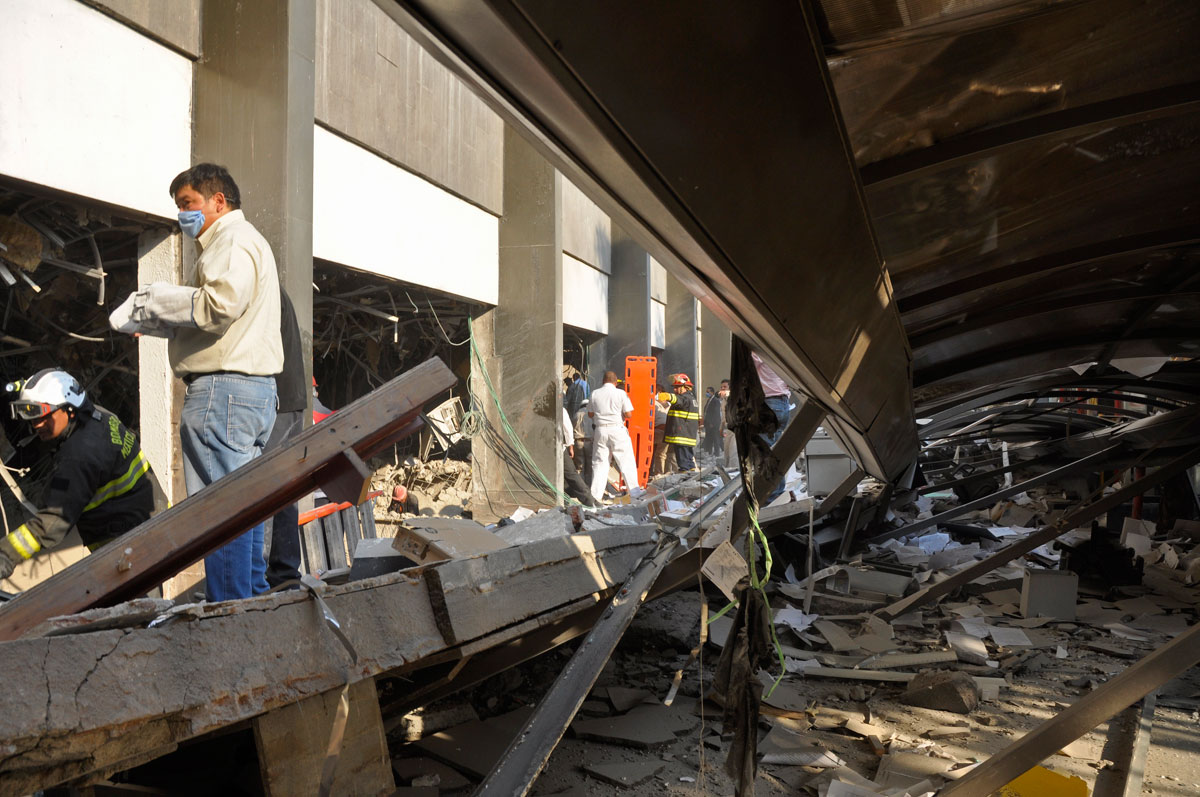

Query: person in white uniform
<box><xmin>587</xmin><ymin>371</ymin><xmax>641</xmax><ymax>502</ymax></box>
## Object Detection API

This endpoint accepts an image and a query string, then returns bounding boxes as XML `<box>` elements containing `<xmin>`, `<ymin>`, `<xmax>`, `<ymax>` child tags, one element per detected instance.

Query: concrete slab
<box><xmin>493</xmin><ymin>510</ymin><xmax>574</xmax><ymax>546</ymax></box>
<box><xmin>392</xmin><ymin>756</ymin><xmax>473</xmax><ymax>790</ymax></box>
<box><xmin>1020</xmin><ymin>569</ymin><xmax>1078</xmax><ymax>621</ymax></box>
<box><xmin>413</xmin><ymin>707</ymin><xmax>534</xmax><ymax>778</ymax></box>
<box><xmin>393</xmin><ymin>518</ymin><xmax>509</xmax><ymax>564</ymax></box>
<box><xmin>581</xmin><ymin>759</ymin><xmax>663</xmax><ymax>788</ymax></box>
<box><xmin>571</xmin><ymin>712</ymin><xmax>679</xmax><ymax>750</ymax></box>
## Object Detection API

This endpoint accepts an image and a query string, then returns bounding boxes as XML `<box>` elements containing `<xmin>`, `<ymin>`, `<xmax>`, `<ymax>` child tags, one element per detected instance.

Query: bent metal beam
<box><xmin>374</xmin><ymin>0</ymin><xmax>917</xmax><ymax>481</ymax></box>
<box><xmin>879</xmin><ymin>444</ymin><xmax>1200</xmax><ymax>620</ymax></box>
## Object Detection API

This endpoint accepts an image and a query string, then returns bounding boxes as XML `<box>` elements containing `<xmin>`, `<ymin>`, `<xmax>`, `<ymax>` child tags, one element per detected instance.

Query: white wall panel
<box><xmin>651</xmin><ymin>300</ymin><xmax>667</xmax><ymax>349</ymax></box>
<box><xmin>650</xmin><ymin>257</ymin><xmax>668</xmax><ymax>302</ymax></box>
<box><xmin>0</xmin><ymin>0</ymin><xmax>191</xmax><ymax>218</ymax></box>
<box><xmin>562</xmin><ymin>252</ymin><xmax>608</xmax><ymax>334</ymax></box>
<box><xmin>312</xmin><ymin>126</ymin><xmax>499</xmax><ymax>305</ymax></box>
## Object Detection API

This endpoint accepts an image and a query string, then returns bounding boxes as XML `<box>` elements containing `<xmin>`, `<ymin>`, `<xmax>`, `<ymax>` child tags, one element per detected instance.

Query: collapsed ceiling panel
<box><xmin>831</xmin><ymin>0</ymin><xmax>1200</xmax><ymax>168</ymax></box>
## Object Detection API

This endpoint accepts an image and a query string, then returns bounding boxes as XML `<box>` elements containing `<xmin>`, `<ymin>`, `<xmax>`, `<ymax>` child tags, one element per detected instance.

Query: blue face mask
<box><xmin>177</xmin><ymin>210</ymin><xmax>206</xmax><ymax>238</ymax></box>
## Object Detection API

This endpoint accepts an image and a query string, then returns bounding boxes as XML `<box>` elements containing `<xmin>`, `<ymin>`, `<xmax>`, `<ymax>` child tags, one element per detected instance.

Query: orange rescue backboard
<box><xmin>624</xmin><ymin>356</ymin><xmax>657</xmax><ymax>488</ymax></box>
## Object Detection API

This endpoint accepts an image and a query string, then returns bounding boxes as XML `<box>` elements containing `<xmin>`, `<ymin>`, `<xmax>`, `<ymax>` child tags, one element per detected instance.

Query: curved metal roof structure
<box><xmin>377</xmin><ymin>0</ymin><xmax>1200</xmax><ymax>480</ymax></box>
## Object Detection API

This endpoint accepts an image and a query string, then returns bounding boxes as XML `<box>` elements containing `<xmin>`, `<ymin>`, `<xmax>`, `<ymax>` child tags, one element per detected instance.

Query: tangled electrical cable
<box><xmin>464</xmin><ymin>317</ymin><xmax>580</xmax><ymax>507</ymax></box>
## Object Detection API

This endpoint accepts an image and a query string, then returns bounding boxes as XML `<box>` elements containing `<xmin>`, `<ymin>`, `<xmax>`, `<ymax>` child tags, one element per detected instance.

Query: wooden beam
<box><xmin>0</xmin><ymin>358</ymin><xmax>456</xmax><ymax>641</ymax></box>
<box><xmin>253</xmin><ymin>677</ymin><xmax>393</xmax><ymax>796</ymax></box>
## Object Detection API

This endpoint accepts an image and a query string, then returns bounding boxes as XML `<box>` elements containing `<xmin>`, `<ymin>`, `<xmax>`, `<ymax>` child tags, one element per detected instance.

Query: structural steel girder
<box><xmin>375</xmin><ymin>0</ymin><xmax>917</xmax><ymax>481</ymax></box>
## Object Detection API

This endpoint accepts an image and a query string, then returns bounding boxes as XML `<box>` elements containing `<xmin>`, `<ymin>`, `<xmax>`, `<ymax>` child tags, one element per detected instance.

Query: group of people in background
<box><xmin>560</xmin><ymin>367</ymin><xmax>739</xmax><ymax>507</ymax></box>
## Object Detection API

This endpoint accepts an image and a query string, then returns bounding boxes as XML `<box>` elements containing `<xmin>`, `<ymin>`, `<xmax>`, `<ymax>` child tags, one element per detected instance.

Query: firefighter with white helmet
<box><xmin>0</xmin><ymin>368</ymin><xmax>158</xmax><ymax>581</ymax></box>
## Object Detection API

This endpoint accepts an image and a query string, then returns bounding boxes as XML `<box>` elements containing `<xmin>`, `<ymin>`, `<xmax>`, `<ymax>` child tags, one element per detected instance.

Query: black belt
<box><xmin>183</xmin><ymin>370</ymin><xmax>259</xmax><ymax>385</ymax></box>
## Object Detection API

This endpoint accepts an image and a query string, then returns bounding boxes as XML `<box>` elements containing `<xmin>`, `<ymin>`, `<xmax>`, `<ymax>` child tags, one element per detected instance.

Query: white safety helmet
<box><xmin>8</xmin><ymin>368</ymin><xmax>87</xmax><ymax>421</ymax></box>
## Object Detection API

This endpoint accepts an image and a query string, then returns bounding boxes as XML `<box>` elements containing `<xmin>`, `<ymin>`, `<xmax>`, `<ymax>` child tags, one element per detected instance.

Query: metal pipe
<box><xmin>477</xmin><ymin>536</ymin><xmax>680</xmax><ymax>796</ymax></box>
<box><xmin>879</xmin><ymin>444</ymin><xmax>1200</xmax><ymax>619</ymax></box>
<box><xmin>870</xmin><ymin>444</ymin><xmax>1123</xmax><ymax>544</ymax></box>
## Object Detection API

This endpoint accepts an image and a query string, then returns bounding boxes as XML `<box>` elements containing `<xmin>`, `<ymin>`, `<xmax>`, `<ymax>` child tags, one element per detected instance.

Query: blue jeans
<box><xmin>180</xmin><ymin>374</ymin><xmax>277</xmax><ymax>601</ymax></box>
<box><xmin>671</xmin><ymin>444</ymin><xmax>696</xmax><ymax>471</ymax></box>
<box><xmin>763</xmin><ymin>395</ymin><xmax>791</xmax><ymax>503</ymax></box>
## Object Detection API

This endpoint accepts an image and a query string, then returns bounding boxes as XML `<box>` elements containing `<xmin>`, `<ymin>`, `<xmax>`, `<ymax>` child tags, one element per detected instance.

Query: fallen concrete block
<box><xmin>349</xmin><ymin>538</ymin><xmax>416</xmax><ymax>581</ymax></box>
<box><xmin>493</xmin><ymin>509</ymin><xmax>574</xmax><ymax>546</ymax></box>
<box><xmin>424</xmin><ymin>525</ymin><xmax>657</xmax><ymax>644</ymax></box>
<box><xmin>1020</xmin><ymin>569</ymin><xmax>1078</xmax><ymax>621</ymax></box>
<box><xmin>582</xmin><ymin>760</ymin><xmax>663</xmax><ymax>788</ymax></box>
<box><xmin>393</xmin><ymin>517</ymin><xmax>509</xmax><ymax>564</ymax></box>
<box><xmin>900</xmin><ymin>671</ymin><xmax>980</xmax><ymax>714</ymax></box>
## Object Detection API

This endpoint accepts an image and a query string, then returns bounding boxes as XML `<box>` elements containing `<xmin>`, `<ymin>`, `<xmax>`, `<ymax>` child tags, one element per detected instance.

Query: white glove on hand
<box><xmin>108</xmin><ymin>291</ymin><xmax>140</xmax><ymax>334</ymax></box>
<box><xmin>137</xmin><ymin>283</ymin><xmax>198</xmax><ymax>327</ymax></box>
<box><xmin>109</xmin><ymin>283</ymin><xmax>198</xmax><ymax>337</ymax></box>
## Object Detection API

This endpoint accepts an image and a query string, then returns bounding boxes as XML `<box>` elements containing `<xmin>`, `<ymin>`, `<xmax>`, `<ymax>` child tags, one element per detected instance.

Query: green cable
<box><xmin>467</xmin><ymin>317</ymin><xmax>579</xmax><ymax>506</ymax></box>
<box><xmin>747</xmin><ymin>501</ymin><xmax>788</xmax><ymax>696</ymax></box>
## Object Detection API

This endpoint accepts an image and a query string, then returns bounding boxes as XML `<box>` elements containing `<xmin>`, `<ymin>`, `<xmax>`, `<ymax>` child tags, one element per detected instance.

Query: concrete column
<box><xmin>664</xmin><ymin>272</ymin><xmax>699</xmax><ymax>383</ymax></box>
<box><xmin>699</xmin><ymin>302</ymin><xmax>732</xmax><ymax>394</ymax></box>
<box><xmin>472</xmin><ymin>127</ymin><xmax>563</xmax><ymax>507</ymax></box>
<box><xmin>193</xmin><ymin>0</ymin><xmax>316</xmax><ymax>405</ymax></box>
<box><xmin>605</xmin><ymin>226</ymin><xmax>652</xmax><ymax>380</ymax></box>
<box><xmin>137</xmin><ymin>229</ymin><xmax>195</xmax><ymax>600</ymax></box>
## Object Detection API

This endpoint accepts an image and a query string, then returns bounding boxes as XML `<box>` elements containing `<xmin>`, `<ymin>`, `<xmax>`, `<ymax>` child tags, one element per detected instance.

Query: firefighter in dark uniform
<box><xmin>0</xmin><ymin>369</ymin><xmax>157</xmax><ymax>580</ymax></box>
<box><xmin>658</xmin><ymin>373</ymin><xmax>700</xmax><ymax>472</ymax></box>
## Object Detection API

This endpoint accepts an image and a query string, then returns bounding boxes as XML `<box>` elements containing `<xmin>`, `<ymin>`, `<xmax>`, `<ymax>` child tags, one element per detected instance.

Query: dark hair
<box><xmin>169</xmin><ymin>163</ymin><xmax>242</xmax><ymax>209</ymax></box>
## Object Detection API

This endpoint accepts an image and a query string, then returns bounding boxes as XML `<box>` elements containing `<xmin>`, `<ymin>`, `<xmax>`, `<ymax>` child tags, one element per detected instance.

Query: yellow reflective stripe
<box><xmin>668</xmin><ymin>411</ymin><xmax>700</xmax><ymax>420</ymax></box>
<box><xmin>6</xmin><ymin>525</ymin><xmax>41</xmax><ymax>560</ymax></box>
<box><xmin>664</xmin><ymin>436</ymin><xmax>698</xmax><ymax>445</ymax></box>
<box><xmin>83</xmin><ymin>452</ymin><xmax>149</xmax><ymax>512</ymax></box>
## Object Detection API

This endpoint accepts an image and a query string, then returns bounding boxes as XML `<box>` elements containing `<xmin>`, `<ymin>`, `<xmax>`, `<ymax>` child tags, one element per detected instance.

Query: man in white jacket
<box><xmin>587</xmin><ymin>371</ymin><xmax>640</xmax><ymax>502</ymax></box>
<box><xmin>110</xmin><ymin>163</ymin><xmax>282</xmax><ymax>601</ymax></box>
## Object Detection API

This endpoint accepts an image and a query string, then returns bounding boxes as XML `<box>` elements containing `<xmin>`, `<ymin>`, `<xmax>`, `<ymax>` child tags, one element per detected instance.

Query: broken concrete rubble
<box><xmin>900</xmin><ymin>671</ymin><xmax>980</xmax><ymax>714</ymax></box>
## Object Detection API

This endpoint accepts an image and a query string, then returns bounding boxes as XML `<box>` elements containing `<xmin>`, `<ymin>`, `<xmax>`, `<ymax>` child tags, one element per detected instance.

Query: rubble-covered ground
<box><xmin>381</xmin><ymin>470</ymin><xmax>1200</xmax><ymax>796</ymax></box>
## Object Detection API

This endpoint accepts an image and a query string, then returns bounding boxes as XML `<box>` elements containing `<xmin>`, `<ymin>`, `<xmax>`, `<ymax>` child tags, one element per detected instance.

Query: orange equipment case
<box><xmin>623</xmin><ymin>356</ymin><xmax>657</xmax><ymax>488</ymax></box>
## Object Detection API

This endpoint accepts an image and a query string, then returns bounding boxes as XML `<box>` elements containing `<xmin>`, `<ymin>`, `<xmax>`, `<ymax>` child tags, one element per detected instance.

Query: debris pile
<box><xmin>372</xmin><ymin>456</ymin><xmax>473</xmax><ymax>520</ymax></box>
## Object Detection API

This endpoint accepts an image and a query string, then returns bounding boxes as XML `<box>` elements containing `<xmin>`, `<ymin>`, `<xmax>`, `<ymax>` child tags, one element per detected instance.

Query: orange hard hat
<box><xmin>673</xmin><ymin>373</ymin><xmax>693</xmax><ymax>388</ymax></box>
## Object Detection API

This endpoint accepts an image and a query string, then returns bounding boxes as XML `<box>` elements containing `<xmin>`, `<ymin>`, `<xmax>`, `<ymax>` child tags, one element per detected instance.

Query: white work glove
<box><xmin>108</xmin><ymin>291</ymin><xmax>140</xmax><ymax>334</ymax></box>
<box><xmin>109</xmin><ymin>283</ymin><xmax>199</xmax><ymax>337</ymax></box>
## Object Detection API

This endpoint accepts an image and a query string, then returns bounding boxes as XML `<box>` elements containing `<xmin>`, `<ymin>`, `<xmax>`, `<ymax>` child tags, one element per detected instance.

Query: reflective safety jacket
<box><xmin>659</xmin><ymin>390</ymin><xmax>699</xmax><ymax>447</ymax></box>
<box><xmin>0</xmin><ymin>405</ymin><xmax>156</xmax><ymax>579</ymax></box>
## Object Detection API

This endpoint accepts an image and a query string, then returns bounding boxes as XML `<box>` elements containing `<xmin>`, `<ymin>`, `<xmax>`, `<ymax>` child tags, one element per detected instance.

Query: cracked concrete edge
<box><xmin>0</xmin><ymin>533</ymin><xmax>660</xmax><ymax>793</ymax></box>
